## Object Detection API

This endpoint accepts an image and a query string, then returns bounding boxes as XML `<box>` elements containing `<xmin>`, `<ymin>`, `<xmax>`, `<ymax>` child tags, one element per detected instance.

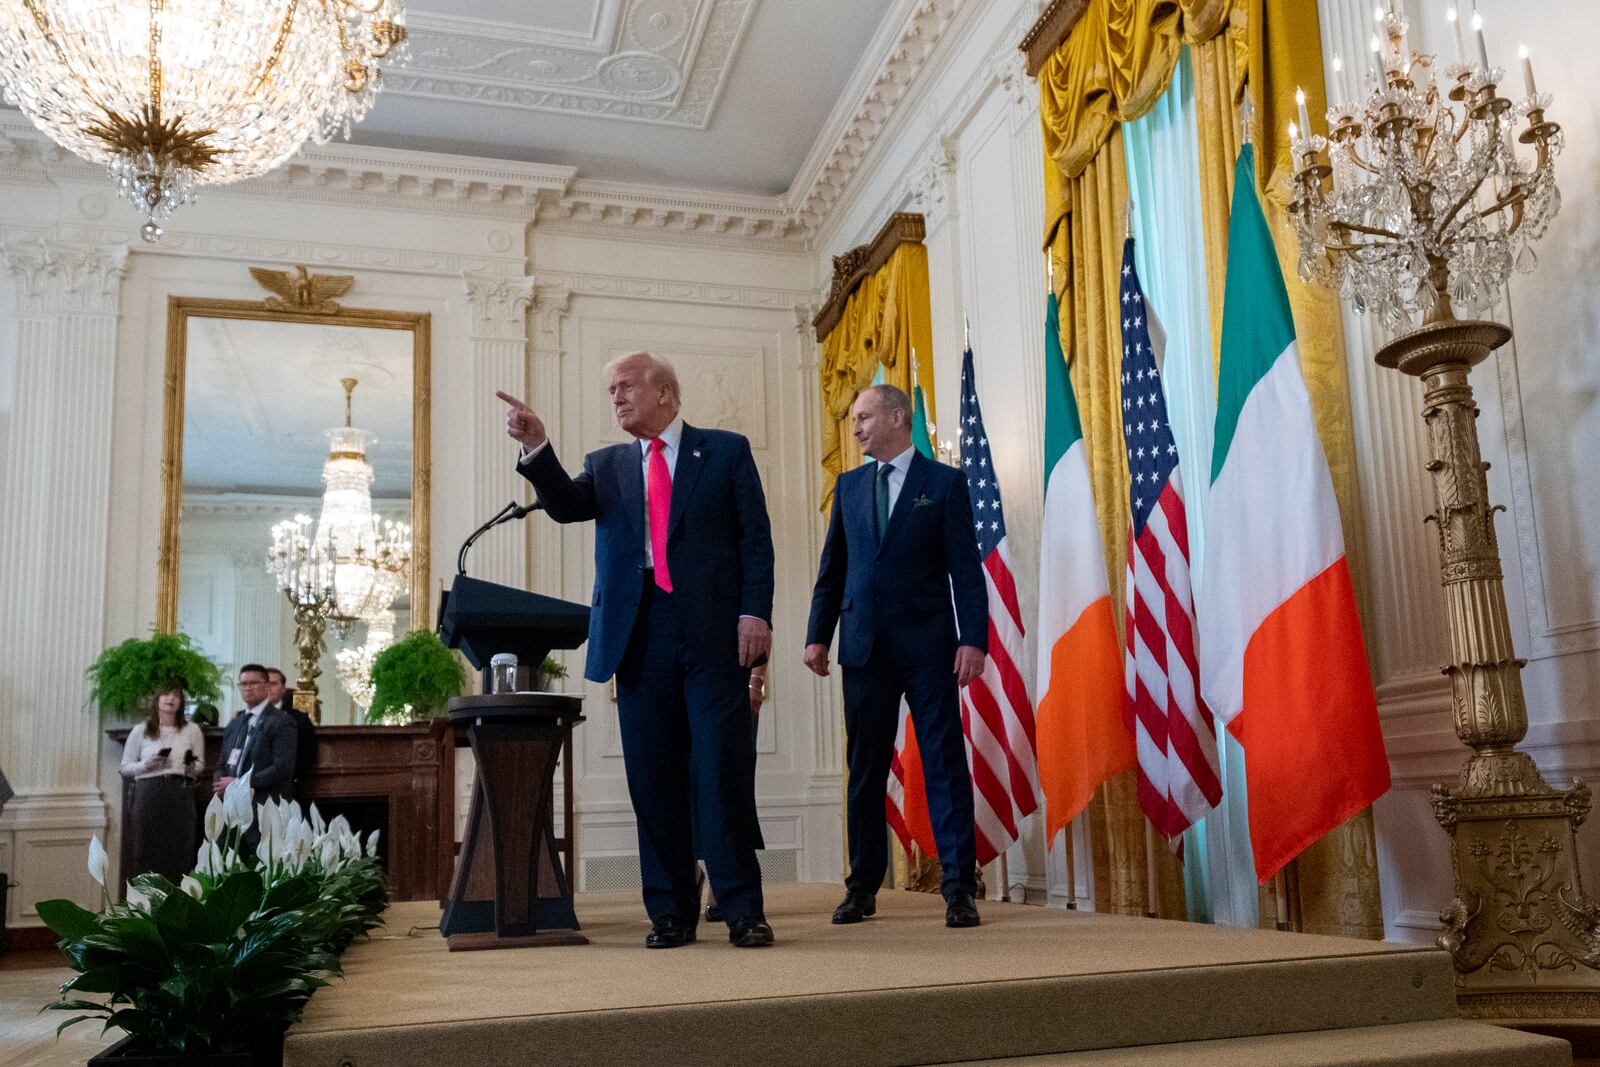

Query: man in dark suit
<box><xmin>498</xmin><ymin>350</ymin><xmax>776</xmax><ymax>949</ymax></box>
<box><xmin>805</xmin><ymin>384</ymin><xmax>988</xmax><ymax>929</ymax></box>
<box><xmin>213</xmin><ymin>663</ymin><xmax>298</xmax><ymax>807</ymax></box>
<box><xmin>266</xmin><ymin>668</ymin><xmax>318</xmax><ymax>790</ymax></box>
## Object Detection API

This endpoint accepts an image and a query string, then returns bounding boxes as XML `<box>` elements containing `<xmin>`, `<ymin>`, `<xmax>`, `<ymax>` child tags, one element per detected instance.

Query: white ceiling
<box><xmin>349</xmin><ymin>0</ymin><xmax>897</xmax><ymax>194</ymax></box>
<box><xmin>181</xmin><ymin>317</ymin><xmax>414</xmax><ymax>499</ymax></box>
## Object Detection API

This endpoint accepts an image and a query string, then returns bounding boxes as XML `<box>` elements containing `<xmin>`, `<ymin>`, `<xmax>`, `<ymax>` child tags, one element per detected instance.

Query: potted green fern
<box><xmin>86</xmin><ymin>632</ymin><xmax>223</xmax><ymax>723</ymax></box>
<box><xmin>366</xmin><ymin>630</ymin><xmax>467</xmax><ymax>723</ymax></box>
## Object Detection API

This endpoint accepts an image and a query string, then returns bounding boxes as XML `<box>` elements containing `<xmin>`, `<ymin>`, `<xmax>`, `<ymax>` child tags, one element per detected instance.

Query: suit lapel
<box><xmin>877</xmin><ymin>452</ymin><xmax>929</xmax><ymax>557</ymax></box>
<box><xmin>665</xmin><ymin>424</ymin><xmax>706</xmax><ymax>541</ymax></box>
<box><xmin>614</xmin><ymin>441</ymin><xmax>645</xmax><ymax>550</ymax></box>
<box><xmin>850</xmin><ymin>462</ymin><xmax>877</xmax><ymax>547</ymax></box>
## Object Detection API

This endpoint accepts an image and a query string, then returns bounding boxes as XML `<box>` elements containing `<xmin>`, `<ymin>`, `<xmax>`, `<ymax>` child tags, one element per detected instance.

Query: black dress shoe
<box><xmin>831</xmin><ymin>891</ymin><xmax>877</xmax><ymax>925</ymax></box>
<box><xmin>645</xmin><ymin>915</ymin><xmax>697</xmax><ymax>948</ymax></box>
<box><xmin>945</xmin><ymin>892</ymin><xmax>981</xmax><ymax>928</ymax></box>
<box><xmin>728</xmin><ymin>918</ymin><xmax>775</xmax><ymax>947</ymax></box>
<box><xmin>705</xmin><ymin>903</ymin><xmax>723</xmax><ymax>923</ymax></box>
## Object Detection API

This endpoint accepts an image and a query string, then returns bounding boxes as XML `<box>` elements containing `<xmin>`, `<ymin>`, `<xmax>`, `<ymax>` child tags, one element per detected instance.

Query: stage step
<box><xmin>284</xmin><ymin>885</ymin><xmax>1572</xmax><ymax>1067</ymax></box>
<box><xmin>961</xmin><ymin>1019</ymin><xmax>1570</xmax><ymax>1066</ymax></box>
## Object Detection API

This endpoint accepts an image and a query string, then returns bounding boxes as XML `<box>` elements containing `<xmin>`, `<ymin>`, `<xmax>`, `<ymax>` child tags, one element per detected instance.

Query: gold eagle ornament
<box><xmin>249</xmin><ymin>265</ymin><xmax>355</xmax><ymax>313</ymax></box>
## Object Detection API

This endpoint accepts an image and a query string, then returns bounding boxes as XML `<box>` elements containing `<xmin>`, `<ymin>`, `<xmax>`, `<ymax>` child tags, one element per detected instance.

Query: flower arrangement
<box><xmin>37</xmin><ymin>773</ymin><xmax>387</xmax><ymax>1057</ymax></box>
<box><xmin>85</xmin><ymin>631</ymin><xmax>224</xmax><ymax>723</ymax></box>
<box><xmin>366</xmin><ymin>629</ymin><xmax>467</xmax><ymax>723</ymax></box>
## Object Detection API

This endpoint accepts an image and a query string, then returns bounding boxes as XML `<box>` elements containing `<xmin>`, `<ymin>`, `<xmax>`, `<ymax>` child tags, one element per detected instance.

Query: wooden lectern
<box><xmin>441</xmin><ymin>693</ymin><xmax>586</xmax><ymax>950</ymax></box>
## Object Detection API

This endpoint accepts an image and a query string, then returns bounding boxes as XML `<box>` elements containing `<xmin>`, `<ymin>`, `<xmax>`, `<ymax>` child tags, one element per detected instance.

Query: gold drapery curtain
<box><xmin>818</xmin><ymin>242</ymin><xmax>936</xmax><ymax>512</ymax></box>
<box><xmin>1038</xmin><ymin>0</ymin><xmax>1383</xmax><ymax>936</ymax></box>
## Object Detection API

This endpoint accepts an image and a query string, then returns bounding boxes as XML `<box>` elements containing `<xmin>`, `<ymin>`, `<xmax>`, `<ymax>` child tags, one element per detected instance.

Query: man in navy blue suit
<box><xmin>498</xmin><ymin>351</ymin><xmax>775</xmax><ymax>949</ymax></box>
<box><xmin>805</xmin><ymin>383</ymin><xmax>987</xmax><ymax>929</ymax></box>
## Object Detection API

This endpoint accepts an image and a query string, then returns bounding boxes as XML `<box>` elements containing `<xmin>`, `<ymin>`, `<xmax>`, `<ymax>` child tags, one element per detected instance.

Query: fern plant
<box><xmin>366</xmin><ymin>630</ymin><xmax>467</xmax><ymax>723</ymax></box>
<box><xmin>86</xmin><ymin>631</ymin><xmax>223</xmax><ymax>723</ymax></box>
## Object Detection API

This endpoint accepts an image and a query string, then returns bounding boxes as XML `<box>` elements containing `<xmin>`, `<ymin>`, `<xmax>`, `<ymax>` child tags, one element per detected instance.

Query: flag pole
<box><xmin>1045</xmin><ymin>246</ymin><xmax>1078</xmax><ymax>911</ymax></box>
<box><xmin>1145</xmin><ymin>821</ymin><xmax>1160</xmax><ymax>918</ymax></box>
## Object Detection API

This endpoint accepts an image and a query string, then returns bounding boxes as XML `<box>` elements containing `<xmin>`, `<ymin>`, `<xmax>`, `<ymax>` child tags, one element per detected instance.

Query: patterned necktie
<box><xmin>647</xmin><ymin>438</ymin><xmax>673</xmax><ymax>592</ymax></box>
<box><xmin>875</xmin><ymin>461</ymin><xmax>892</xmax><ymax>544</ymax></box>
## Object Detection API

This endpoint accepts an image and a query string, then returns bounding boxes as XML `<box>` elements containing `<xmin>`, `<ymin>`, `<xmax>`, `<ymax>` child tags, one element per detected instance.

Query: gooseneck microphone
<box><xmin>456</xmin><ymin>499</ymin><xmax>543</xmax><ymax>576</ymax></box>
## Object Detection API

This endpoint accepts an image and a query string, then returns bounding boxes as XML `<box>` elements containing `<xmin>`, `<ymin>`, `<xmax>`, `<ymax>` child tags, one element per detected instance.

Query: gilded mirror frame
<box><xmin>155</xmin><ymin>278</ymin><xmax>432</xmax><ymax>633</ymax></box>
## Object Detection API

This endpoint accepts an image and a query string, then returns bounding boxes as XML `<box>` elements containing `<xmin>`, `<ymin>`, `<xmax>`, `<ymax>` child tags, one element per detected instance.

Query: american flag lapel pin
<box><xmin>692</xmin><ymin>449</ymin><xmax>701</xmax><ymax>458</ymax></box>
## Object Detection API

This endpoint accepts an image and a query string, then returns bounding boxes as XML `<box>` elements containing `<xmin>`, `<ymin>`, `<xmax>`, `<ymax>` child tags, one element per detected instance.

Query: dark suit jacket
<box><xmin>279</xmin><ymin>700</ymin><xmax>318</xmax><ymax>783</ymax></box>
<box><xmin>806</xmin><ymin>450</ymin><xmax>988</xmax><ymax>669</ymax></box>
<box><xmin>215</xmin><ymin>706</ymin><xmax>297</xmax><ymax>802</ymax></box>
<box><xmin>519</xmin><ymin>423</ymin><xmax>775</xmax><ymax>683</ymax></box>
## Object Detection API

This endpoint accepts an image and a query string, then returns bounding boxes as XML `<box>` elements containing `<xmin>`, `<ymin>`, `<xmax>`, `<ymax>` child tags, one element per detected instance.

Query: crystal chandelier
<box><xmin>1286</xmin><ymin>4</ymin><xmax>1560</xmax><ymax>331</ymax></box>
<box><xmin>336</xmin><ymin>607</ymin><xmax>394</xmax><ymax>714</ymax></box>
<box><xmin>0</xmin><ymin>0</ymin><xmax>407</xmax><ymax>241</ymax></box>
<box><xmin>311</xmin><ymin>378</ymin><xmax>412</xmax><ymax>625</ymax></box>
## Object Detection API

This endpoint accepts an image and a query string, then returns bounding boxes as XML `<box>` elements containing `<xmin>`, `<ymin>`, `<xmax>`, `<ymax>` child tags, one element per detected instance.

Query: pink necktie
<box><xmin>647</xmin><ymin>438</ymin><xmax>673</xmax><ymax>592</ymax></box>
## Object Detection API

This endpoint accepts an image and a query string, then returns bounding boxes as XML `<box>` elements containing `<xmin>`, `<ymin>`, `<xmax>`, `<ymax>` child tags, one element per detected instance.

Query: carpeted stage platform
<box><xmin>284</xmin><ymin>883</ymin><xmax>1569</xmax><ymax>1066</ymax></box>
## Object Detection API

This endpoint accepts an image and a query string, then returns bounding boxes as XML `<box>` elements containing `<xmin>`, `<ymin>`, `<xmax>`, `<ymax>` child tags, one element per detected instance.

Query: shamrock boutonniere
<box><xmin>912</xmin><ymin>494</ymin><xmax>934</xmax><ymax>507</ymax></box>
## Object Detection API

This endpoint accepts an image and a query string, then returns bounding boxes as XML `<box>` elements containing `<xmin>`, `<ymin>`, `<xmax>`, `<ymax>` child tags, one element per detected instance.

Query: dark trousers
<box><xmin>615</xmin><ymin>585</ymin><xmax>764</xmax><ymax>926</ymax></box>
<box><xmin>842</xmin><ymin>655</ymin><xmax>977</xmax><ymax>900</ymax></box>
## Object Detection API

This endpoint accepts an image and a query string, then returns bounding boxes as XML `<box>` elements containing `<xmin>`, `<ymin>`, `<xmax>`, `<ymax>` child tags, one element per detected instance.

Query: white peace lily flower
<box><xmin>180</xmin><ymin>875</ymin><xmax>204</xmax><ymax>900</ymax></box>
<box><xmin>327</xmin><ymin>814</ymin><xmax>351</xmax><ymax>842</ymax></box>
<box><xmin>342</xmin><ymin>834</ymin><xmax>362</xmax><ymax>861</ymax></box>
<box><xmin>320</xmin><ymin>838</ymin><xmax>340</xmax><ymax>871</ymax></box>
<box><xmin>87</xmin><ymin>834</ymin><xmax>107</xmax><ymax>887</ymax></box>
<box><xmin>203</xmin><ymin>796</ymin><xmax>225</xmax><ymax>843</ymax></box>
<box><xmin>366</xmin><ymin>829</ymin><xmax>381</xmax><ymax>858</ymax></box>
<box><xmin>125</xmin><ymin>881</ymin><xmax>152</xmax><ymax>913</ymax></box>
<box><xmin>309</xmin><ymin>802</ymin><xmax>326</xmax><ymax>835</ymax></box>
<box><xmin>222</xmin><ymin>772</ymin><xmax>254</xmax><ymax>829</ymax></box>
<box><xmin>194</xmin><ymin>841</ymin><xmax>218</xmax><ymax>877</ymax></box>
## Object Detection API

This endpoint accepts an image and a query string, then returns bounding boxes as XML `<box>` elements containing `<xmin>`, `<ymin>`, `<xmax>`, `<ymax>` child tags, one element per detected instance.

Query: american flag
<box><xmin>886</xmin><ymin>349</ymin><xmax>1039</xmax><ymax>867</ymax></box>
<box><xmin>1119</xmin><ymin>237</ymin><xmax>1221</xmax><ymax>842</ymax></box>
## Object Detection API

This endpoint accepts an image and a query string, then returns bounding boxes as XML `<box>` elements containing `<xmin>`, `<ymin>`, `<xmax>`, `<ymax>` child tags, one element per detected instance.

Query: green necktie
<box><xmin>875</xmin><ymin>461</ymin><xmax>892</xmax><ymax>543</ymax></box>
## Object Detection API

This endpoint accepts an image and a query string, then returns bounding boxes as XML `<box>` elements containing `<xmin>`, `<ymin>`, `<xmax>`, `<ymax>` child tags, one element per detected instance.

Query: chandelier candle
<box><xmin>1286</xmin><ymin>5</ymin><xmax>1598</xmax><ymax>1021</ymax></box>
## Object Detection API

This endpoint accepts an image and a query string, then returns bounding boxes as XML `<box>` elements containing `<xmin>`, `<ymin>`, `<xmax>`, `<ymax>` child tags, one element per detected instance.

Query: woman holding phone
<box><xmin>119</xmin><ymin>686</ymin><xmax>205</xmax><ymax>882</ymax></box>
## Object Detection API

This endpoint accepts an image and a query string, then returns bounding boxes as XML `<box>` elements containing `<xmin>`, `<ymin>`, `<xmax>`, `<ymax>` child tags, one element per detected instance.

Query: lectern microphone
<box><xmin>456</xmin><ymin>499</ymin><xmax>543</xmax><ymax>576</ymax></box>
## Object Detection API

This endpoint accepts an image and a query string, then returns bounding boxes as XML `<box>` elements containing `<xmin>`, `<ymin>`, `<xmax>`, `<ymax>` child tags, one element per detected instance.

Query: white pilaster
<box><xmin>462</xmin><ymin>273</ymin><xmax>536</xmax><ymax>589</ymax></box>
<box><xmin>528</xmin><ymin>284</ymin><xmax>570</xmax><ymax>601</ymax></box>
<box><xmin>0</xmin><ymin>235</ymin><xmax>128</xmax><ymax>923</ymax></box>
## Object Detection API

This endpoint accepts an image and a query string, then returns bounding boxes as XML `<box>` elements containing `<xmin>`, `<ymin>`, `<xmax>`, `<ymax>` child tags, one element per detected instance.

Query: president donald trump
<box><xmin>499</xmin><ymin>352</ymin><xmax>775</xmax><ymax>948</ymax></box>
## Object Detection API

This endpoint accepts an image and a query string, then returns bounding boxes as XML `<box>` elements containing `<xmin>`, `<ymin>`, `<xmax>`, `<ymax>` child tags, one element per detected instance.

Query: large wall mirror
<box><xmin>156</xmin><ymin>269</ymin><xmax>431</xmax><ymax>724</ymax></box>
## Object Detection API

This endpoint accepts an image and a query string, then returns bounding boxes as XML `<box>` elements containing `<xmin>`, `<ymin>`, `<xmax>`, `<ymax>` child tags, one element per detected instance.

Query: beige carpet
<box><xmin>283</xmin><ymin>883</ymin><xmax>1514</xmax><ymax>1067</ymax></box>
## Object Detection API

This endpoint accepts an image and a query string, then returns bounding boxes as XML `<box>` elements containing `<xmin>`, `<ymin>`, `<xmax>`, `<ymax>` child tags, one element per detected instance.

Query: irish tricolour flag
<box><xmin>1036</xmin><ymin>291</ymin><xmax>1132</xmax><ymax>841</ymax></box>
<box><xmin>1199</xmin><ymin>145</ymin><xmax>1390</xmax><ymax>883</ymax></box>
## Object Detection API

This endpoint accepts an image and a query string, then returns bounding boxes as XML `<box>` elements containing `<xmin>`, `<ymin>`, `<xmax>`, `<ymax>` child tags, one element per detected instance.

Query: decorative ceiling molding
<box><xmin>390</xmin><ymin>0</ymin><xmax>755</xmax><ymax>129</ymax></box>
<box><xmin>543</xmin><ymin>177</ymin><xmax>803</xmax><ymax>247</ymax></box>
<box><xmin>1020</xmin><ymin>0</ymin><xmax>1089</xmax><ymax>77</ymax></box>
<box><xmin>783</xmin><ymin>0</ymin><xmax>962</xmax><ymax>237</ymax></box>
<box><xmin>531</xmin><ymin>268</ymin><xmax>814</xmax><ymax>311</ymax></box>
<box><xmin>812</xmin><ymin>211</ymin><xmax>924</xmax><ymax>341</ymax></box>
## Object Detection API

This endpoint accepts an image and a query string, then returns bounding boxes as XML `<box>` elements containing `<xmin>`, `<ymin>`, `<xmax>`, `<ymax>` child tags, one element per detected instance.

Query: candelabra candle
<box><xmin>1472</xmin><ymin>10</ymin><xmax>1490</xmax><ymax>72</ymax></box>
<box><xmin>1331</xmin><ymin>54</ymin><xmax>1345</xmax><ymax>109</ymax></box>
<box><xmin>1519</xmin><ymin>44</ymin><xmax>1537</xmax><ymax>97</ymax></box>
<box><xmin>1287</xmin><ymin>36</ymin><xmax>1562</xmax><ymax>329</ymax></box>
<box><xmin>1448</xmin><ymin>7</ymin><xmax>1467</xmax><ymax>65</ymax></box>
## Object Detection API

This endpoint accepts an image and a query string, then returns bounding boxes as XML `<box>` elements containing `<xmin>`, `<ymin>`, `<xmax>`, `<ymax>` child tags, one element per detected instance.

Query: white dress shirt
<box><xmin>120</xmin><ymin>722</ymin><xmax>206</xmax><ymax>780</ymax></box>
<box><xmin>876</xmin><ymin>446</ymin><xmax>915</xmax><ymax>514</ymax></box>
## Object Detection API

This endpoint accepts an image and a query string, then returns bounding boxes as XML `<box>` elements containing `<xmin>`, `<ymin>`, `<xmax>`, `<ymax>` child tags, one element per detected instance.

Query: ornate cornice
<box><xmin>1020</xmin><ymin>0</ymin><xmax>1090</xmax><ymax>77</ymax></box>
<box><xmin>544</xmin><ymin>178</ymin><xmax>803</xmax><ymax>247</ymax></box>
<box><xmin>529</xmin><ymin>269</ymin><xmax>813</xmax><ymax>312</ymax></box>
<box><xmin>784</xmin><ymin>0</ymin><xmax>963</xmax><ymax>237</ymax></box>
<box><xmin>812</xmin><ymin>212</ymin><xmax>924</xmax><ymax>341</ymax></box>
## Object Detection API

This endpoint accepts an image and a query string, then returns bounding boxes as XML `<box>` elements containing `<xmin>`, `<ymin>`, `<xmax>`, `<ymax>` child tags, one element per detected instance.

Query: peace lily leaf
<box><xmin>35</xmin><ymin>898</ymin><xmax>98</xmax><ymax>940</ymax></box>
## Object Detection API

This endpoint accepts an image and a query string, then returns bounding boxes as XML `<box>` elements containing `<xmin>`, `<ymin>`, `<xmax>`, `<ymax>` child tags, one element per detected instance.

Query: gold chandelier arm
<box><xmin>148</xmin><ymin>0</ymin><xmax>165</xmax><ymax>115</ymax></box>
<box><xmin>247</xmin><ymin>0</ymin><xmax>305</xmax><ymax>100</ymax></box>
<box><xmin>1334</xmin><ymin>220</ymin><xmax>1405</xmax><ymax>241</ymax></box>
<box><xmin>337</xmin><ymin>0</ymin><xmax>386</xmax><ymax>14</ymax></box>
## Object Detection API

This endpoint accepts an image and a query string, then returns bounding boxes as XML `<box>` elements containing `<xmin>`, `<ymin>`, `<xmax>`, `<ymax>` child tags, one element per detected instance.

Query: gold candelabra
<box><xmin>1287</xmin><ymin>6</ymin><xmax>1596</xmax><ymax>1021</ymax></box>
